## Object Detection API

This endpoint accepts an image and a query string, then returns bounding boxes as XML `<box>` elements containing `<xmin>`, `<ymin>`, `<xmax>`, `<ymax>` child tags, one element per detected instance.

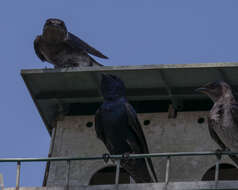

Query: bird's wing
<box><xmin>66</xmin><ymin>32</ymin><xmax>108</xmax><ymax>59</ymax></box>
<box><xmin>207</xmin><ymin>116</ymin><xmax>227</xmax><ymax>149</ymax></box>
<box><xmin>231</xmin><ymin>102</ymin><xmax>238</xmax><ymax>125</ymax></box>
<box><xmin>34</xmin><ymin>36</ymin><xmax>47</xmax><ymax>62</ymax></box>
<box><xmin>95</xmin><ymin>109</ymin><xmax>106</xmax><ymax>143</ymax></box>
<box><xmin>89</xmin><ymin>56</ymin><xmax>104</xmax><ymax>66</ymax></box>
<box><xmin>124</xmin><ymin>102</ymin><xmax>158</xmax><ymax>182</ymax></box>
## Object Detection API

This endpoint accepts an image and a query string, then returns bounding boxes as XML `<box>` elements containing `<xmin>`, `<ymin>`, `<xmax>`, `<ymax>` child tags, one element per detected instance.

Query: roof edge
<box><xmin>21</xmin><ymin>62</ymin><xmax>238</xmax><ymax>75</ymax></box>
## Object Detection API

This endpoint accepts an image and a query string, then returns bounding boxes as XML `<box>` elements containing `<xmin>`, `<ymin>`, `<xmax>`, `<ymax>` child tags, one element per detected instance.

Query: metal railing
<box><xmin>0</xmin><ymin>173</ymin><xmax>4</xmax><ymax>190</ymax></box>
<box><xmin>0</xmin><ymin>151</ymin><xmax>238</xmax><ymax>189</ymax></box>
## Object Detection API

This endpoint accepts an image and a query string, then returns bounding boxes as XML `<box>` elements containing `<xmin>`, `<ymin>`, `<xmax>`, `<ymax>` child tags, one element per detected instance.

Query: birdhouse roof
<box><xmin>21</xmin><ymin>62</ymin><xmax>238</xmax><ymax>134</ymax></box>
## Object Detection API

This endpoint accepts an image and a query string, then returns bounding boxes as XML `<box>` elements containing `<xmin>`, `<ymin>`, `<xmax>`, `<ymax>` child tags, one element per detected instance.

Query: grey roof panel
<box><xmin>21</xmin><ymin>62</ymin><xmax>238</xmax><ymax>134</ymax></box>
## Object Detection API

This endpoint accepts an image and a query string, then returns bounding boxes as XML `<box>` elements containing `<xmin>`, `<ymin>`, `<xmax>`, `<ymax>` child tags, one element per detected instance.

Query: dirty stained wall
<box><xmin>46</xmin><ymin>111</ymin><xmax>234</xmax><ymax>186</ymax></box>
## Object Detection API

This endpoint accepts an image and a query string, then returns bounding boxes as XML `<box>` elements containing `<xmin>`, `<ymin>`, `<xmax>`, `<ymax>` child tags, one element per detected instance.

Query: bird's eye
<box><xmin>111</xmin><ymin>75</ymin><xmax>119</xmax><ymax>81</ymax></box>
<box><xmin>209</xmin><ymin>82</ymin><xmax>219</xmax><ymax>89</ymax></box>
<box><xmin>209</xmin><ymin>84</ymin><xmax>215</xmax><ymax>89</ymax></box>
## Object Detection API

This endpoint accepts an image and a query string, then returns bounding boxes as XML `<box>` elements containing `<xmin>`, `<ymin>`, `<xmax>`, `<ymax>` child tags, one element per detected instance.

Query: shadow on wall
<box><xmin>90</xmin><ymin>163</ymin><xmax>238</xmax><ymax>185</ymax></box>
<box><xmin>89</xmin><ymin>165</ymin><xmax>130</xmax><ymax>185</ymax></box>
<box><xmin>202</xmin><ymin>163</ymin><xmax>238</xmax><ymax>181</ymax></box>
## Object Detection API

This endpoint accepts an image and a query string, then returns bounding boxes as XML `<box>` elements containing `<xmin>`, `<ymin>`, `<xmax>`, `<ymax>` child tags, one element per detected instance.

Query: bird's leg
<box><xmin>122</xmin><ymin>152</ymin><xmax>131</xmax><ymax>164</ymax></box>
<box><xmin>216</xmin><ymin>147</ymin><xmax>230</xmax><ymax>152</ymax></box>
<box><xmin>215</xmin><ymin>147</ymin><xmax>230</xmax><ymax>154</ymax></box>
<box><xmin>215</xmin><ymin>149</ymin><xmax>222</xmax><ymax>160</ymax></box>
<box><xmin>215</xmin><ymin>147</ymin><xmax>230</xmax><ymax>160</ymax></box>
<box><xmin>102</xmin><ymin>153</ymin><xmax>110</xmax><ymax>163</ymax></box>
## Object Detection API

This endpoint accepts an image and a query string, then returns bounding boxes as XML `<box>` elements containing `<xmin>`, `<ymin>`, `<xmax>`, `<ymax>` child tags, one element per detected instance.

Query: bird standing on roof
<box><xmin>34</xmin><ymin>18</ymin><xmax>108</xmax><ymax>68</ymax></box>
<box><xmin>95</xmin><ymin>74</ymin><xmax>158</xmax><ymax>183</ymax></box>
<box><xmin>196</xmin><ymin>81</ymin><xmax>238</xmax><ymax>166</ymax></box>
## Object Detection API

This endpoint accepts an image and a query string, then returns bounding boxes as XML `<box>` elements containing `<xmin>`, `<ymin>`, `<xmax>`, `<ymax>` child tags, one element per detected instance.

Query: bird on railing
<box><xmin>195</xmin><ymin>81</ymin><xmax>238</xmax><ymax>166</ymax></box>
<box><xmin>34</xmin><ymin>18</ymin><xmax>108</xmax><ymax>68</ymax></box>
<box><xmin>95</xmin><ymin>74</ymin><xmax>158</xmax><ymax>183</ymax></box>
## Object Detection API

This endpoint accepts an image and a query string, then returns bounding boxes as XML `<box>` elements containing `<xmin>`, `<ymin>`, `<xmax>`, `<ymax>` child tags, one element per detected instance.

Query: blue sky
<box><xmin>0</xmin><ymin>0</ymin><xmax>238</xmax><ymax>187</ymax></box>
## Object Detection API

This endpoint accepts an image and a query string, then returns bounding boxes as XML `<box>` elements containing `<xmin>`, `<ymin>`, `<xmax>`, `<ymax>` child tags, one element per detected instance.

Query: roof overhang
<box><xmin>21</xmin><ymin>62</ymin><xmax>238</xmax><ymax>134</ymax></box>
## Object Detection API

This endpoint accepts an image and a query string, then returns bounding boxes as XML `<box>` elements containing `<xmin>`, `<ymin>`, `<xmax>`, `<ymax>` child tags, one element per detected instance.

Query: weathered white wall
<box><xmin>6</xmin><ymin>181</ymin><xmax>238</xmax><ymax>190</ymax></box>
<box><xmin>46</xmin><ymin>111</ymin><xmax>234</xmax><ymax>186</ymax></box>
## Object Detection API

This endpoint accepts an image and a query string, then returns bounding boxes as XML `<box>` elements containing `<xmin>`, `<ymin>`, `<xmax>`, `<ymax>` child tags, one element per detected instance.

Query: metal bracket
<box><xmin>158</xmin><ymin>70</ymin><xmax>183</xmax><ymax>112</ymax></box>
<box><xmin>168</xmin><ymin>104</ymin><xmax>177</xmax><ymax>119</ymax></box>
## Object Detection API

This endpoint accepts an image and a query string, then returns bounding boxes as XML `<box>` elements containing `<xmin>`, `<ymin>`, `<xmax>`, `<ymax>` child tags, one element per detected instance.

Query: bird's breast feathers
<box><xmin>209</xmin><ymin>104</ymin><xmax>238</xmax><ymax>151</ymax></box>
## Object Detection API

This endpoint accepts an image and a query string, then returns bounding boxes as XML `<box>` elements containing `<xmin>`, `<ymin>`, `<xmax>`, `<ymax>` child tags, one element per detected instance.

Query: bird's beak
<box><xmin>101</xmin><ymin>73</ymin><xmax>107</xmax><ymax>79</ymax></box>
<box><xmin>101</xmin><ymin>73</ymin><xmax>111</xmax><ymax>81</ymax></box>
<box><xmin>194</xmin><ymin>87</ymin><xmax>208</xmax><ymax>93</ymax></box>
<box><xmin>102</xmin><ymin>73</ymin><xmax>113</xmax><ymax>79</ymax></box>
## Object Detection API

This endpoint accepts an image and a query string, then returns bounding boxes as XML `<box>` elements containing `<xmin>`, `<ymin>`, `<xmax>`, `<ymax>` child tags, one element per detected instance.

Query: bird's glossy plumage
<box><xmin>95</xmin><ymin>74</ymin><xmax>158</xmax><ymax>183</ymax></box>
<box><xmin>34</xmin><ymin>18</ymin><xmax>108</xmax><ymax>68</ymax></box>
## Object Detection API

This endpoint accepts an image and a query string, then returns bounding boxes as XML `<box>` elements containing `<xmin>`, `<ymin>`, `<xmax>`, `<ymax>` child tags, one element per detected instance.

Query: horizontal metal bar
<box><xmin>0</xmin><ymin>151</ymin><xmax>238</xmax><ymax>163</ymax></box>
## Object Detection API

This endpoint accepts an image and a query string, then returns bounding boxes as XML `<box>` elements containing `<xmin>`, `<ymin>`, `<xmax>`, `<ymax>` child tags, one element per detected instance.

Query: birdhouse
<box><xmin>21</xmin><ymin>63</ymin><xmax>238</xmax><ymax>189</ymax></box>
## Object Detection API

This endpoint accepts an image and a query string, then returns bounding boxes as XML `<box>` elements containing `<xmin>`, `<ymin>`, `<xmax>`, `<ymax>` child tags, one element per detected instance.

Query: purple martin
<box><xmin>196</xmin><ymin>81</ymin><xmax>238</xmax><ymax>165</ymax></box>
<box><xmin>95</xmin><ymin>74</ymin><xmax>158</xmax><ymax>183</ymax></box>
<box><xmin>34</xmin><ymin>18</ymin><xmax>108</xmax><ymax>68</ymax></box>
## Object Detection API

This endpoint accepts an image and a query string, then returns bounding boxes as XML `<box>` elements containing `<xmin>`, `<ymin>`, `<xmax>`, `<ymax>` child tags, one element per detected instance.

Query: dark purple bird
<box><xmin>196</xmin><ymin>81</ymin><xmax>238</xmax><ymax>166</ymax></box>
<box><xmin>95</xmin><ymin>74</ymin><xmax>158</xmax><ymax>183</ymax></box>
<box><xmin>34</xmin><ymin>18</ymin><xmax>108</xmax><ymax>68</ymax></box>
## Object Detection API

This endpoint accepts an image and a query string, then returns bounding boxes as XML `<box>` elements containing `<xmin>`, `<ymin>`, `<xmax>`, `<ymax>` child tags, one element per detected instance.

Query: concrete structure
<box><xmin>45</xmin><ymin>112</ymin><xmax>237</xmax><ymax>186</ymax></box>
<box><xmin>21</xmin><ymin>62</ymin><xmax>238</xmax><ymax>189</ymax></box>
<box><xmin>5</xmin><ymin>181</ymin><xmax>238</xmax><ymax>190</ymax></box>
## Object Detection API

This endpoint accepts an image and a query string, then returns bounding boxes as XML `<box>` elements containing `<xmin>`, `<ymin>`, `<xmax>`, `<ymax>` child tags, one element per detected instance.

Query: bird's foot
<box><xmin>215</xmin><ymin>148</ymin><xmax>229</xmax><ymax>160</ymax></box>
<box><xmin>122</xmin><ymin>152</ymin><xmax>130</xmax><ymax>163</ymax></box>
<box><xmin>102</xmin><ymin>153</ymin><xmax>110</xmax><ymax>163</ymax></box>
<box><xmin>216</xmin><ymin>148</ymin><xmax>230</xmax><ymax>153</ymax></box>
<box><xmin>224</xmin><ymin>147</ymin><xmax>231</xmax><ymax>152</ymax></box>
<box><xmin>215</xmin><ymin>149</ymin><xmax>222</xmax><ymax>160</ymax></box>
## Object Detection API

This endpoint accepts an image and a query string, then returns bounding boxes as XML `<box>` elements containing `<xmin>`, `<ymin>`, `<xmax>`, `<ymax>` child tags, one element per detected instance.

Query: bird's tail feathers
<box><xmin>122</xmin><ymin>159</ymin><xmax>153</xmax><ymax>183</ymax></box>
<box><xmin>90</xmin><ymin>56</ymin><xmax>103</xmax><ymax>66</ymax></box>
<box><xmin>146</xmin><ymin>158</ymin><xmax>158</xmax><ymax>182</ymax></box>
<box><xmin>229</xmin><ymin>155</ymin><xmax>238</xmax><ymax>167</ymax></box>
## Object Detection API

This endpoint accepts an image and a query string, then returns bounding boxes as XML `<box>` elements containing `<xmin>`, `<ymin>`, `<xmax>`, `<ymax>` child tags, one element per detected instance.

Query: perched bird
<box><xmin>95</xmin><ymin>74</ymin><xmax>158</xmax><ymax>183</ymax></box>
<box><xmin>34</xmin><ymin>18</ymin><xmax>108</xmax><ymax>68</ymax></box>
<box><xmin>196</xmin><ymin>81</ymin><xmax>238</xmax><ymax>165</ymax></box>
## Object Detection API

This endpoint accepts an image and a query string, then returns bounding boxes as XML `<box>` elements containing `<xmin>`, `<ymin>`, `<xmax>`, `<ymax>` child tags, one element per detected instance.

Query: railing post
<box><xmin>215</xmin><ymin>154</ymin><xmax>221</xmax><ymax>187</ymax></box>
<box><xmin>129</xmin><ymin>176</ymin><xmax>134</xmax><ymax>184</ymax></box>
<box><xmin>115</xmin><ymin>159</ymin><xmax>121</xmax><ymax>185</ymax></box>
<box><xmin>16</xmin><ymin>161</ymin><xmax>21</xmax><ymax>190</ymax></box>
<box><xmin>65</xmin><ymin>160</ymin><xmax>70</xmax><ymax>188</ymax></box>
<box><xmin>165</xmin><ymin>156</ymin><xmax>171</xmax><ymax>185</ymax></box>
<box><xmin>0</xmin><ymin>173</ymin><xmax>4</xmax><ymax>190</ymax></box>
